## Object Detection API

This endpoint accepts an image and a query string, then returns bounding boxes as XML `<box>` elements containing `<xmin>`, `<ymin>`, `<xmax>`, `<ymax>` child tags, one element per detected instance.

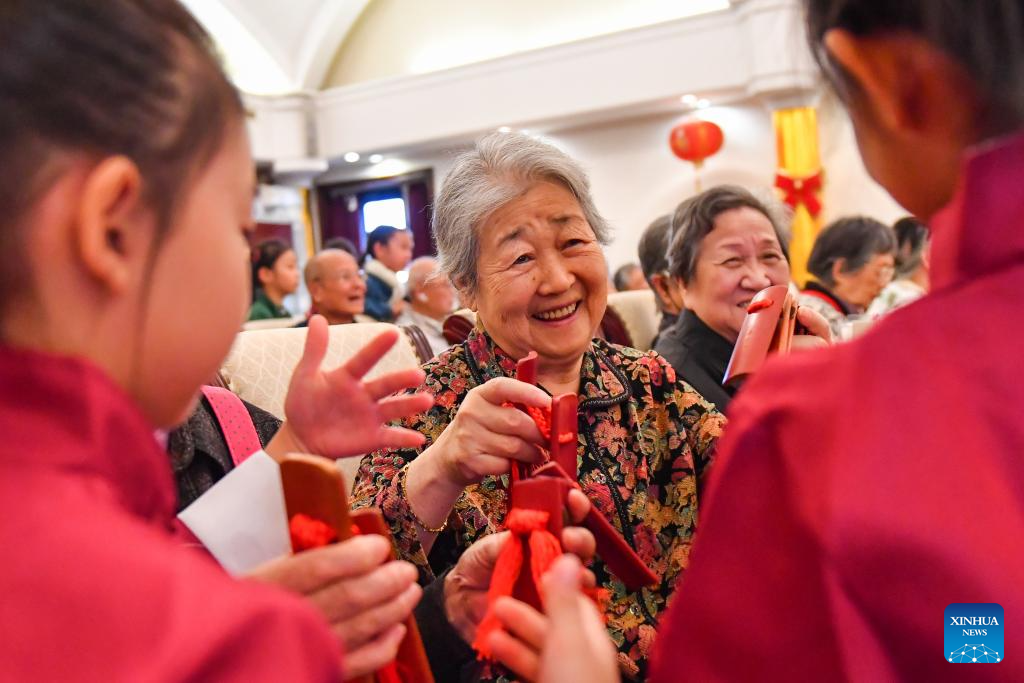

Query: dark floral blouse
<box><xmin>352</xmin><ymin>330</ymin><xmax>725</xmax><ymax>680</ymax></box>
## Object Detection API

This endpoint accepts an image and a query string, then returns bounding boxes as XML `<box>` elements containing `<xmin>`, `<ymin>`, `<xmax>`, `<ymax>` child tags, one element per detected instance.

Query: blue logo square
<box><xmin>945</xmin><ymin>603</ymin><xmax>1004</xmax><ymax>663</ymax></box>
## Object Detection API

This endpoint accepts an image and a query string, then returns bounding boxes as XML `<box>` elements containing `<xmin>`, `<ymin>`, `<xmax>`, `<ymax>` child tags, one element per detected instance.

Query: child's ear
<box><xmin>74</xmin><ymin>156</ymin><xmax>145</xmax><ymax>294</ymax></box>
<box><xmin>257</xmin><ymin>265</ymin><xmax>274</xmax><ymax>287</ymax></box>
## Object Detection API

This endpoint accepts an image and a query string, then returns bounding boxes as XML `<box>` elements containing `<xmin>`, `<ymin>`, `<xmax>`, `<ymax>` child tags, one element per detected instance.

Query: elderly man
<box><xmin>611</xmin><ymin>262</ymin><xmax>648</xmax><ymax>292</ymax></box>
<box><xmin>395</xmin><ymin>256</ymin><xmax>456</xmax><ymax>358</ymax></box>
<box><xmin>637</xmin><ymin>215</ymin><xmax>685</xmax><ymax>347</ymax></box>
<box><xmin>300</xmin><ymin>248</ymin><xmax>367</xmax><ymax>326</ymax></box>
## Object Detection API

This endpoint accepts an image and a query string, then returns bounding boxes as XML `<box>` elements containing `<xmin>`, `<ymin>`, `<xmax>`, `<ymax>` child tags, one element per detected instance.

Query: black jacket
<box><xmin>168</xmin><ymin>396</ymin><xmax>281</xmax><ymax>512</ymax></box>
<box><xmin>654</xmin><ymin>309</ymin><xmax>737</xmax><ymax>412</ymax></box>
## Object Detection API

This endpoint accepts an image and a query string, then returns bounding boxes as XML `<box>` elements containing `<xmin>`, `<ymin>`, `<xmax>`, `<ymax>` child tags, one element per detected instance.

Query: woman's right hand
<box><xmin>426</xmin><ymin>377</ymin><xmax>551</xmax><ymax>487</ymax></box>
<box><xmin>403</xmin><ymin>378</ymin><xmax>551</xmax><ymax>545</ymax></box>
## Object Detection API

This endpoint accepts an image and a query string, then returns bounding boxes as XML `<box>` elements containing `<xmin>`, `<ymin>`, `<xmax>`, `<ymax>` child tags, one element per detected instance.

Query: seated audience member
<box><xmin>169</xmin><ymin>392</ymin><xmax>280</xmax><ymax>511</ymax></box>
<box><xmin>654</xmin><ymin>185</ymin><xmax>828</xmax><ymax>412</ymax></box>
<box><xmin>866</xmin><ymin>216</ymin><xmax>930</xmax><ymax>318</ymax></box>
<box><xmin>353</xmin><ymin>131</ymin><xmax>725</xmax><ymax>681</ymax></box>
<box><xmin>362</xmin><ymin>225</ymin><xmax>414</xmax><ymax>322</ymax></box>
<box><xmin>637</xmin><ymin>215</ymin><xmax>685</xmax><ymax>347</ymax></box>
<box><xmin>323</xmin><ymin>235</ymin><xmax>360</xmax><ymax>260</ymax></box>
<box><xmin>612</xmin><ymin>262</ymin><xmax>648</xmax><ymax>291</ymax></box>
<box><xmin>799</xmin><ymin>216</ymin><xmax>896</xmax><ymax>338</ymax></box>
<box><xmin>248</xmin><ymin>238</ymin><xmax>300</xmax><ymax>321</ymax></box>
<box><xmin>395</xmin><ymin>256</ymin><xmax>457</xmax><ymax>357</ymax></box>
<box><xmin>299</xmin><ymin>248</ymin><xmax>366</xmax><ymax>326</ymax></box>
<box><xmin>484</xmin><ymin>1</ymin><xmax>1024</xmax><ymax>681</ymax></box>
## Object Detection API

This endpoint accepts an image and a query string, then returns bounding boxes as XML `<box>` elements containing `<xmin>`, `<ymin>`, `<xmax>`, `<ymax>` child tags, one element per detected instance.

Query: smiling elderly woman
<box><xmin>352</xmin><ymin>133</ymin><xmax>725</xmax><ymax>681</ymax></box>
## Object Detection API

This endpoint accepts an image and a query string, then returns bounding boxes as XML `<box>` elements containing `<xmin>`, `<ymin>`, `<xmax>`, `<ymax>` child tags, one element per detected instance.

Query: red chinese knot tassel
<box><xmin>473</xmin><ymin>509</ymin><xmax>563</xmax><ymax>660</ymax></box>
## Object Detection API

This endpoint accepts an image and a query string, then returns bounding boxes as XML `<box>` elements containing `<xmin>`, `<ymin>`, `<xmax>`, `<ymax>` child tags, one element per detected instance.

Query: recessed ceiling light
<box><xmin>680</xmin><ymin>94</ymin><xmax>699</xmax><ymax>106</ymax></box>
<box><xmin>343</xmin><ymin>152</ymin><xmax>360</xmax><ymax>163</ymax></box>
<box><xmin>368</xmin><ymin>154</ymin><xmax>384</xmax><ymax>164</ymax></box>
<box><xmin>497</xmin><ymin>126</ymin><xmax>512</xmax><ymax>133</ymax></box>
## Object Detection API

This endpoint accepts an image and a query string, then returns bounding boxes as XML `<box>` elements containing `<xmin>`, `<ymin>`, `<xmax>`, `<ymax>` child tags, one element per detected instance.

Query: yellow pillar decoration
<box><xmin>300</xmin><ymin>188</ymin><xmax>316</xmax><ymax>256</ymax></box>
<box><xmin>773</xmin><ymin>106</ymin><xmax>822</xmax><ymax>288</ymax></box>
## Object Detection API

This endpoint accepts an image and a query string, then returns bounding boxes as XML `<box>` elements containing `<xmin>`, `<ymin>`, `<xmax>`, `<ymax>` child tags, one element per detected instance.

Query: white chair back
<box><xmin>221</xmin><ymin>322</ymin><xmax>423</xmax><ymax>488</ymax></box>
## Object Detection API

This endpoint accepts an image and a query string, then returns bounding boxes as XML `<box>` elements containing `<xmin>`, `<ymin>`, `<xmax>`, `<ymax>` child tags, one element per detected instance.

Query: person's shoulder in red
<box><xmin>653</xmin><ymin>286</ymin><xmax>1024</xmax><ymax>681</ymax></box>
<box><xmin>0</xmin><ymin>465</ymin><xmax>342</xmax><ymax>682</ymax></box>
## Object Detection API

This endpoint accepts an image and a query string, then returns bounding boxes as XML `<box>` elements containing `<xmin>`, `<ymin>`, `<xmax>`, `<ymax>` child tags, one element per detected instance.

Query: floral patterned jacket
<box><xmin>352</xmin><ymin>330</ymin><xmax>725</xmax><ymax>680</ymax></box>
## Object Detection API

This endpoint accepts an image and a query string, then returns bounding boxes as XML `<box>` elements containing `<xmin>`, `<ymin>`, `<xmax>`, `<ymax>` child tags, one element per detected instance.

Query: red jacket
<box><xmin>0</xmin><ymin>347</ymin><xmax>342</xmax><ymax>681</ymax></box>
<box><xmin>651</xmin><ymin>131</ymin><xmax>1024</xmax><ymax>681</ymax></box>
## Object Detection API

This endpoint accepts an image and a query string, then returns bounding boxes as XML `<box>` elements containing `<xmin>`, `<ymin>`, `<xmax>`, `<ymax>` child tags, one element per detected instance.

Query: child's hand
<box><xmin>247</xmin><ymin>534</ymin><xmax>422</xmax><ymax>678</ymax></box>
<box><xmin>488</xmin><ymin>556</ymin><xmax>619</xmax><ymax>683</ymax></box>
<box><xmin>268</xmin><ymin>315</ymin><xmax>433</xmax><ymax>460</ymax></box>
<box><xmin>443</xmin><ymin>489</ymin><xmax>596</xmax><ymax>644</ymax></box>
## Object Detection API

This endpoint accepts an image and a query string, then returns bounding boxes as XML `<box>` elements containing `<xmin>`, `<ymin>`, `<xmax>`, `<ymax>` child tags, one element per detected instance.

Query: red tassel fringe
<box><xmin>473</xmin><ymin>509</ymin><xmax>562</xmax><ymax>660</ymax></box>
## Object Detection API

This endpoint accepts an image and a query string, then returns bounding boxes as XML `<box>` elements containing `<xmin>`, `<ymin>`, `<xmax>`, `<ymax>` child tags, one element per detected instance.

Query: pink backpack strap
<box><xmin>200</xmin><ymin>386</ymin><xmax>262</xmax><ymax>467</ymax></box>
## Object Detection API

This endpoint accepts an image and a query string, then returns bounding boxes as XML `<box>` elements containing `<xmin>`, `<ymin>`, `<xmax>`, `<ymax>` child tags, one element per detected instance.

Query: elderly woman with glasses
<box><xmin>800</xmin><ymin>216</ymin><xmax>897</xmax><ymax>338</ymax></box>
<box><xmin>353</xmin><ymin>132</ymin><xmax>725</xmax><ymax>681</ymax></box>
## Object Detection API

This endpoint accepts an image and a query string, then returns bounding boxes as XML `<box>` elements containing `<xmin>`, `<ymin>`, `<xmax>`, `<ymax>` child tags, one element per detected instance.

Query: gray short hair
<box><xmin>433</xmin><ymin>132</ymin><xmax>611</xmax><ymax>292</ymax></box>
<box><xmin>406</xmin><ymin>256</ymin><xmax>440</xmax><ymax>294</ymax></box>
<box><xmin>807</xmin><ymin>216</ymin><xmax>896</xmax><ymax>287</ymax></box>
<box><xmin>668</xmin><ymin>185</ymin><xmax>790</xmax><ymax>284</ymax></box>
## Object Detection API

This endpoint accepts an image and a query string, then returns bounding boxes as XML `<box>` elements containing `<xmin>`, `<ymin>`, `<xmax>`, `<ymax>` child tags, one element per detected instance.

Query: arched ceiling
<box><xmin>182</xmin><ymin>0</ymin><xmax>735</xmax><ymax>95</ymax></box>
<box><xmin>181</xmin><ymin>0</ymin><xmax>371</xmax><ymax>94</ymax></box>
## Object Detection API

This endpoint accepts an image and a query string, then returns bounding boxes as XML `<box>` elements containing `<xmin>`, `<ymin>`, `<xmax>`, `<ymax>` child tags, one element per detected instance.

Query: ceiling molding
<box><xmin>295</xmin><ymin>0</ymin><xmax>373</xmax><ymax>89</ymax></box>
<box><xmin>312</xmin><ymin>0</ymin><xmax>815</xmax><ymax>158</ymax></box>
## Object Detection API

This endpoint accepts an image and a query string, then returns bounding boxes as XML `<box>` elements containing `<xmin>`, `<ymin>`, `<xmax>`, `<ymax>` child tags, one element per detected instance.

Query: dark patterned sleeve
<box><xmin>654</xmin><ymin>352</ymin><xmax>727</xmax><ymax>501</ymax></box>
<box><xmin>351</xmin><ymin>353</ymin><xmax>482</xmax><ymax>580</ymax></box>
<box><xmin>351</xmin><ymin>400</ymin><xmax>453</xmax><ymax>575</ymax></box>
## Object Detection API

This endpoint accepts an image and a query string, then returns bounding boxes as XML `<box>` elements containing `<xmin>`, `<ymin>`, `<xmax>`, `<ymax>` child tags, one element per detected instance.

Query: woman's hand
<box><xmin>424</xmin><ymin>377</ymin><xmax>550</xmax><ymax>488</ymax></box>
<box><xmin>247</xmin><ymin>534</ymin><xmax>422</xmax><ymax>679</ymax></box>
<box><xmin>487</xmin><ymin>555</ymin><xmax>620</xmax><ymax>683</ymax></box>
<box><xmin>266</xmin><ymin>315</ymin><xmax>434</xmax><ymax>461</ymax></box>
<box><xmin>443</xmin><ymin>489</ymin><xmax>596</xmax><ymax>643</ymax></box>
<box><xmin>401</xmin><ymin>377</ymin><xmax>551</xmax><ymax>548</ymax></box>
<box><xmin>791</xmin><ymin>306</ymin><xmax>832</xmax><ymax>350</ymax></box>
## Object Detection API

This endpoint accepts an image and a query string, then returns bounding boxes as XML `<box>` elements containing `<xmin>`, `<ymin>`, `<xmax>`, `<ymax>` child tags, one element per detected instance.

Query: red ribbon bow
<box><xmin>775</xmin><ymin>170</ymin><xmax>823</xmax><ymax>217</ymax></box>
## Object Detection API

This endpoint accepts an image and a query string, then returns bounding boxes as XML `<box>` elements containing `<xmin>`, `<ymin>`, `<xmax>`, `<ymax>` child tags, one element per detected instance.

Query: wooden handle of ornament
<box><xmin>350</xmin><ymin>510</ymin><xmax>435</xmax><ymax>683</ymax></box>
<box><xmin>279</xmin><ymin>455</ymin><xmax>435</xmax><ymax>683</ymax></box>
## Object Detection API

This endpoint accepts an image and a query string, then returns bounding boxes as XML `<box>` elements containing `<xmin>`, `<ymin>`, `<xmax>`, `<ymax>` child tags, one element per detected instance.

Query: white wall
<box><xmin>322</xmin><ymin>0</ymin><xmax>730</xmax><ymax>87</ymax></box>
<box><xmin>316</xmin><ymin>101</ymin><xmax>905</xmax><ymax>272</ymax></box>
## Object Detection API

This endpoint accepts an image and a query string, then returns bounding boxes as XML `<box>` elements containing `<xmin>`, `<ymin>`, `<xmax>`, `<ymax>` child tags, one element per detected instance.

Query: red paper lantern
<box><xmin>669</xmin><ymin>119</ymin><xmax>724</xmax><ymax>166</ymax></box>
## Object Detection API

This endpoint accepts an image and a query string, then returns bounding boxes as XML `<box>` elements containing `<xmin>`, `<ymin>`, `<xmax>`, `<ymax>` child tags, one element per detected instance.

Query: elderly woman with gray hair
<box><xmin>654</xmin><ymin>185</ymin><xmax>832</xmax><ymax>413</ymax></box>
<box><xmin>353</xmin><ymin>132</ymin><xmax>725</xmax><ymax>681</ymax></box>
<box><xmin>800</xmin><ymin>216</ymin><xmax>897</xmax><ymax>338</ymax></box>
